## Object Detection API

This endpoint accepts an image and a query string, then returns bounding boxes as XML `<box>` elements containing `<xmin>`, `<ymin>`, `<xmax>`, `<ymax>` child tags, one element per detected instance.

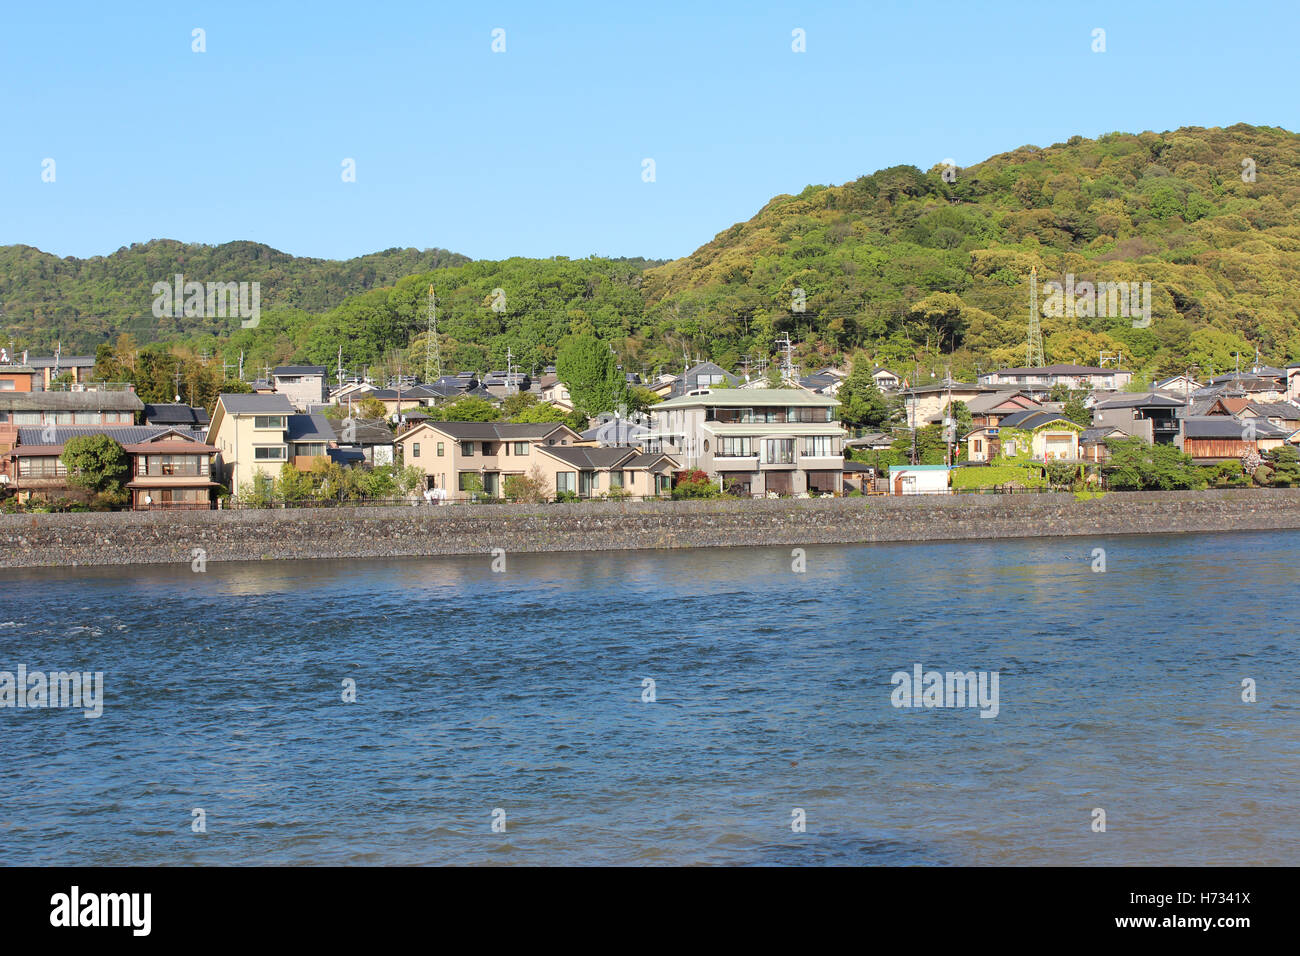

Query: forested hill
<box><xmin>0</xmin><ymin>240</ymin><xmax>469</xmax><ymax>351</ymax></box>
<box><xmin>4</xmin><ymin>124</ymin><xmax>1299</xmax><ymax>385</ymax></box>
<box><xmin>639</xmin><ymin>123</ymin><xmax>1300</xmax><ymax>380</ymax></box>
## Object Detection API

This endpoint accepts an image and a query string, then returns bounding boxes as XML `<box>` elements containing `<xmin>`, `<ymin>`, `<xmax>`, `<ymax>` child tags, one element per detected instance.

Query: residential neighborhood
<box><xmin>2</xmin><ymin>344</ymin><xmax>1299</xmax><ymax>510</ymax></box>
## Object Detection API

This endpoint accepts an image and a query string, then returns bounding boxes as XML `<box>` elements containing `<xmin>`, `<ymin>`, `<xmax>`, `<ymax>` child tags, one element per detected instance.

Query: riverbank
<box><xmin>4</xmin><ymin>489</ymin><xmax>1300</xmax><ymax>569</ymax></box>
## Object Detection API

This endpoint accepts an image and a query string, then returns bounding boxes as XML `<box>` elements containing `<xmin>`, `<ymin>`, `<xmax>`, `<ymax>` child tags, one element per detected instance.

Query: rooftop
<box><xmin>655</xmin><ymin>388</ymin><xmax>838</xmax><ymax>409</ymax></box>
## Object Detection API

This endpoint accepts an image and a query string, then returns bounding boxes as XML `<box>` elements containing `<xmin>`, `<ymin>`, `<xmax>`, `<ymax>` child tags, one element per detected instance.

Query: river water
<box><xmin>1</xmin><ymin>531</ymin><xmax>1296</xmax><ymax>865</ymax></box>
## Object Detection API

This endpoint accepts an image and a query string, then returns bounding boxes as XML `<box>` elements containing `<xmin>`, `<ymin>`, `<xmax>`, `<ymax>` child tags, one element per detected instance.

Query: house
<box><xmin>965</xmin><ymin>390</ymin><xmax>1043</xmax><ymax>428</ymax></box>
<box><xmin>844</xmin><ymin>431</ymin><xmax>894</xmax><ymax>452</ymax></box>
<box><xmin>206</xmin><ymin>394</ymin><xmax>334</xmax><ymax>495</ymax></box>
<box><xmin>887</xmin><ymin>464</ymin><xmax>950</xmax><ymax>495</ymax></box>
<box><xmin>0</xmin><ymin>358</ymin><xmax>37</xmax><ymax>393</ymax></box>
<box><xmin>25</xmin><ymin>354</ymin><xmax>98</xmax><ymax>389</ymax></box>
<box><xmin>1287</xmin><ymin>363</ymin><xmax>1300</xmax><ymax>402</ymax></box>
<box><xmin>581</xmin><ymin>418</ymin><xmax>652</xmax><ymax>447</ymax></box>
<box><xmin>978</xmin><ymin>364</ymin><xmax>1133</xmax><ymax>391</ymax></box>
<box><xmin>898</xmin><ymin>381</ymin><xmax>992</xmax><ymax>429</ymax></box>
<box><xmin>1155</xmin><ymin>373</ymin><xmax>1203</xmax><ymax>394</ymax></box>
<box><xmin>4</xmin><ymin>425</ymin><xmax>216</xmax><ymax>509</ymax></box>
<box><xmin>1240</xmin><ymin>402</ymin><xmax>1300</xmax><ymax>433</ymax></box>
<box><xmin>797</xmin><ymin>373</ymin><xmax>842</xmax><ymax>396</ymax></box>
<box><xmin>670</xmin><ymin>362</ymin><xmax>739</xmax><ymax>397</ymax></box>
<box><xmin>539</xmin><ymin>377</ymin><xmax>575</xmax><ymax>411</ymax></box>
<box><xmin>871</xmin><ymin>368</ymin><xmax>903</xmax><ymax>391</ymax></box>
<box><xmin>481</xmin><ymin>370</ymin><xmax>532</xmax><ymax>398</ymax></box>
<box><xmin>1079</xmin><ymin>425</ymin><xmax>1129</xmax><ymax>464</ymax></box>
<box><xmin>965</xmin><ymin>409</ymin><xmax>1083</xmax><ymax>463</ymax></box>
<box><xmin>531</xmin><ymin>445</ymin><xmax>678</xmax><ymax>499</ymax></box>
<box><xmin>0</xmin><ymin>381</ymin><xmax>142</xmax><ymax>427</ymax></box>
<box><xmin>1092</xmin><ymin>392</ymin><xmax>1185</xmax><ymax>445</ymax></box>
<box><xmin>272</xmin><ymin>366</ymin><xmax>328</xmax><ymax>410</ymax></box>
<box><xmin>142</xmin><ymin>403</ymin><xmax>211</xmax><ymax>429</ymax></box>
<box><xmin>1180</xmin><ymin>416</ymin><xmax>1261</xmax><ymax>464</ymax></box>
<box><xmin>647</xmin><ymin>388</ymin><xmax>845</xmax><ymax>496</ymax></box>
<box><xmin>331</xmin><ymin>417</ymin><xmax>396</xmax><ymax>466</ymax></box>
<box><xmin>394</xmin><ymin>421</ymin><xmax>582</xmax><ymax>497</ymax></box>
<box><xmin>841</xmin><ymin>459</ymin><xmax>876</xmax><ymax>492</ymax></box>
<box><xmin>1201</xmin><ymin>372</ymin><xmax>1287</xmax><ymax>403</ymax></box>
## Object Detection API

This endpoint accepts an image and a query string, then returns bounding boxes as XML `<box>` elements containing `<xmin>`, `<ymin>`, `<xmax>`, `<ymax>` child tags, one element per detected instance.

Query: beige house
<box><xmin>206</xmin><ymin>393</ymin><xmax>334</xmax><ymax>494</ymax></box>
<box><xmin>395</xmin><ymin>421</ymin><xmax>582</xmax><ymax>497</ymax></box>
<box><xmin>532</xmin><ymin>445</ymin><xmax>678</xmax><ymax>499</ymax></box>
<box><xmin>272</xmin><ymin>365</ymin><xmax>328</xmax><ymax>410</ymax></box>
<box><xmin>965</xmin><ymin>410</ymin><xmax>1083</xmax><ymax>463</ymax></box>
<box><xmin>899</xmin><ymin>381</ymin><xmax>991</xmax><ymax>429</ymax></box>
<box><xmin>648</xmin><ymin>388</ymin><xmax>845</xmax><ymax>495</ymax></box>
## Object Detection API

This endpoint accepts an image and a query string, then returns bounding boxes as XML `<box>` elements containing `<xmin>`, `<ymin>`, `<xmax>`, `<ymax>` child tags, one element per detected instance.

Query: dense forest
<box><xmin>4</xmin><ymin>124</ymin><xmax>1298</xmax><ymax>386</ymax></box>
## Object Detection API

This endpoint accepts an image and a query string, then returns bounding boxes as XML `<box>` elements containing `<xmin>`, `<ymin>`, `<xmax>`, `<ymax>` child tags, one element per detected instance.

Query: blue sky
<box><xmin>1</xmin><ymin>0</ymin><xmax>1295</xmax><ymax>263</ymax></box>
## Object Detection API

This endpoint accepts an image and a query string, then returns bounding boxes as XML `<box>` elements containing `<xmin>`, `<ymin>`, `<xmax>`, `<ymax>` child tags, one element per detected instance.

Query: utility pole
<box><xmin>337</xmin><ymin>345</ymin><xmax>344</xmax><ymax>387</ymax></box>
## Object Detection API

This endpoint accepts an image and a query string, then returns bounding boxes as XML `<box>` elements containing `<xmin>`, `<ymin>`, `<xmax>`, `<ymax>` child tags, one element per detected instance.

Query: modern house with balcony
<box><xmin>647</xmin><ymin>388</ymin><xmax>846</xmax><ymax>495</ymax></box>
<box><xmin>206</xmin><ymin>393</ymin><xmax>334</xmax><ymax>495</ymax></box>
<box><xmin>394</xmin><ymin>420</ymin><xmax>582</xmax><ymax>497</ymax></box>
<box><xmin>1092</xmin><ymin>392</ymin><xmax>1186</xmax><ymax>445</ymax></box>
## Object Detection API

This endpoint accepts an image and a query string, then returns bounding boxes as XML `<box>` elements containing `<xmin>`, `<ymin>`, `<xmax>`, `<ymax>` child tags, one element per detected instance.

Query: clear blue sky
<box><xmin>1</xmin><ymin>0</ymin><xmax>1295</xmax><ymax>263</ymax></box>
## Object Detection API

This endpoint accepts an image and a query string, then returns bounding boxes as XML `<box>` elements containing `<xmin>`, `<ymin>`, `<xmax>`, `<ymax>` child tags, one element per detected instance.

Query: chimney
<box><xmin>21</xmin><ymin>350</ymin><xmax>28</xmax><ymax>365</ymax></box>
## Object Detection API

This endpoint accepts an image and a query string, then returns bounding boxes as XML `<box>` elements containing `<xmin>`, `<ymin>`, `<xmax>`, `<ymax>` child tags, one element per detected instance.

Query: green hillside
<box><xmin>0</xmin><ymin>239</ymin><xmax>468</xmax><ymax>351</ymax></box>
<box><xmin>5</xmin><ymin>124</ymin><xmax>1298</xmax><ymax>385</ymax></box>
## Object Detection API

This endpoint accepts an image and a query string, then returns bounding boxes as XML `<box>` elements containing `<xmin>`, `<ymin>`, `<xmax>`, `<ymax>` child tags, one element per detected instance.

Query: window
<box><xmin>437</xmin><ymin>442</ymin><xmax>445</xmax><ymax>457</ymax></box>
<box><xmin>717</xmin><ymin>436</ymin><xmax>752</xmax><ymax>457</ymax></box>
<box><xmin>253</xmin><ymin>415</ymin><xmax>286</xmax><ymax>429</ymax></box>
<box><xmin>22</xmin><ymin>456</ymin><xmax>65</xmax><ymax>478</ymax></box>
<box><xmin>513</xmin><ymin>442</ymin><xmax>528</xmax><ymax>456</ymax></box>
<box><xmin>802</xmin><ymin>436</ymin><xmax>835</xmax><ymax>457</ymax></box>
<box><xmin>412</xmin><ymin>443</ymin><xmax>421</xmax><ymax>458</ymax></box>
<box><xmin>762</xmin><ymin>439</ymin><xmax>795</xmax><ymax>464</ymax></box>
<box><xmin>974</xmin><ymin>440</ymin><xmax>983</xmax><ymax>453</ymax></box>
<box><xmin>610</xmin><ymin>471</ymin><xmax>624</xmax><ymax>489</ymax></box>
<box><xmin>1003</xmin><ymin>440</ymin><xmax>1017</xmax><ymax>457</ymax></box>
<box><xmin>461</xmin><ymin>441</ymin><xmax>475</xmax><ymax>456</ymax></box>
<box><xmin>0</xmin><ymin>380</ymin><xmax>14</xmax><ymax>391</ymax></box>
<box><xmin>458</xmin><ymin>472</ymin><xmax>480</xmax><ymax>492</ymax></box>
<box><xmin>556</xmin><ymin>471</ymin><xmax>575</xmax><ymax>493</ymax></box>
<box><xmin>254</xmin><ymin>445</ymin><xmax>286</xmax><ymax>461</ymax></box>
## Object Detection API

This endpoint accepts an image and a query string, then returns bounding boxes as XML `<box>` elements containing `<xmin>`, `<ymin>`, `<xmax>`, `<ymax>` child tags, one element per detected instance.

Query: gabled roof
<box><xmin>623</xmin><ymin>451</ymin><xmax>679</xmax><ymax>469</ymax></box>
<box><xmin>998</xmin><ymin>409</ymin><xmax>1080</xmax><ymax>430</ymax></box>
<box><xmin>217</xmin><ymin>393</ymin><xmax>295</xmax><ymax>414</ymax></box>
<box><xmin>398</xmin><ymin>420</ymin><xmax>576</xmax><ymax>442</ymax></box>
<box><xmin>1080</xmin><ymin>426</ymin><xmax>1127</xmax><ymax>444</ymax></box>
<box><xmin>1182</xmin><ymin>416</ymin><xmax>1254</xmax><ymax>439</ymax></box>
<box><xmin>14</xmin><ymin>424</ymin><xmax>208</xmax><ymax>452</ymax></box>
<box><xmin>965</xmin><ymin>390</ymin><xmax>1041</xmax><ymax>414</ymax></box>
<box><xmin>1245</xmin><ymin>402</ymin><xmax>1300</xmax><ymax>420</ymax></box>
<box><xmin>1094</xmin><ymin>391</ymin><xmax>1186</xmax><ymax>409</ymax></box>
<box><xmin>537</xmin><ymin>446</ymin><xmax>639</xmax><ymax>469</ymax></box>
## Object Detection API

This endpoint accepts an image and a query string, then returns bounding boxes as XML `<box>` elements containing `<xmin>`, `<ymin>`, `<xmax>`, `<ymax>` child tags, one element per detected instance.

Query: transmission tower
<box><xmin>424</xmin><ymin>285</ymin><xmax>441</xmax><ymax>382</ymax></box>
<box><xmin>1026</xmin><ymin>266</ymin><xmax>1045</xmax><ymax>368</ymax></box>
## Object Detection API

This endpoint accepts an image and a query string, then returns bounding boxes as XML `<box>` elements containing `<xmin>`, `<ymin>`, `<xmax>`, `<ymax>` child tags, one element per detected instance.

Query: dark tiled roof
<box><xmin>623</xmin><ymin>452</ymin><xmax>677</xmax><ymax>469</ymax></box>
<box><xmin>0</xmin><ymin>391</ymin><xmax>143</xmax><ymax>411</ymax></box>
<box><xmin>541</xmin><ymin>446</ymin><xmax>638</xmax><ymax>469</ymax></box>
<box><xmin>1080</xmin><ymin>426</ymin><xmax>1126</xmax><ymax>443</ymax></box>
<box><xmin>26</xmin><ymin>355</ymin><xmax>96</xmax><ymax>368</ymax></box>
<box><xmin>273</xmin><ymin>365</ymin><xmax>326</xmax><ymax>376</ymax></box>
<box><xmin>419</xmin><ymin>421</ymin><xmax>570</xmax><ymax>441</ymax></box>
<box><xmin>999</xmin><ymin>410</ymin><xmax>1077</xmax><ymax>430</ymax></box>
<box><xmin>15</xmin><ymin>424</ymin><xmax>206</xmax><ymax>448</ymax></box>
<box><xmin>331</xmin><ymin>418</ymin><xmax>395</xmax><ymax>445</ymax></box>
<box><xmin>1094</xmin><ymin>392</ymin><xmax>1186</xmax><ymax>409</ymax></box>
<box><xmin>1182</xmin><ymin>417</ymin><xmax>1253</xmax><ymax>439</ymax></box>
<box><xmin>990</xmin><ymin>364</ymin><xmax>1128</xmax><ymax>375</ymax></box>
<box><xmin>219</xmin><ymin>393</ymin><xmax>294</xmax><ymax>414</ymax></box>
<box><xmin>142</xmin><ymin>403</ymin><xmax>210</xmax><ymax>426</ymax></box>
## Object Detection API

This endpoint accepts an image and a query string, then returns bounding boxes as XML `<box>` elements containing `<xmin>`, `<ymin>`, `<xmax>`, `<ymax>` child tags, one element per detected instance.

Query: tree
<box><xmin>1103</xmin><ymin>438</ymin><xmax>1200</xmax><ymax>490</ymax></box>
<box><xmin>511</xmin><ymin>402</ymin><xmax>570</xmax><ymax>424</ymax></box>
<box><xmin>836</xmin><ymin>363</ymin><xmax>891</xmax><ymax>429</ymax></box>
<box><xmin>356</xmin><ymin>397</ymin><xmax>388</xmax><ymax>421</ymax></box>
<box><xmin>1061</xmin><ymin>394</ymin><xmax>1092</xmax><ymax>428</ymax></box>
<box><xmin>60</xmin><ymin>435</ymin><xmax>129</xmax><ymax>506</ymax></box>
<box><xmin>503</xmin><ymin>466</ymin><xmax>551</xmax><ymax>502</ymax></box>
<box><xmin>556</xmin><ymin>334</ymin><xmax>626</xmax><ymax>416</ymax></box>
<box><xmin>430</xmin><ymin>396</ymin><xmax>501</xmax><ymax>422</ymax></box>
